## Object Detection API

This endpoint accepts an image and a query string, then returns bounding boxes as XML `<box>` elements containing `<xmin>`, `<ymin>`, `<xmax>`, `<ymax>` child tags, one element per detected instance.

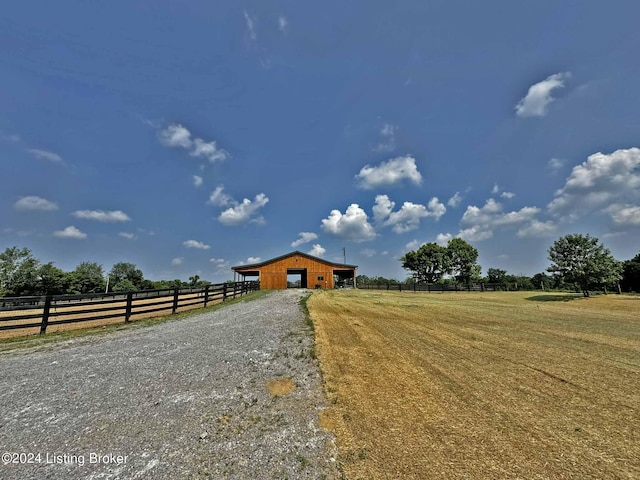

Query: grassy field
<box><xmin>308</xmin><ymin>290</ymin><xmax>640</xmax><ymax>479</ymax></box>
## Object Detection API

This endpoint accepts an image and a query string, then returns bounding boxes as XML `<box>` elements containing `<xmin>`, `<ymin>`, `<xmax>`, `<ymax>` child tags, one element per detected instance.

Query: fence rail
<box><xmin>0</xmin><ymin>281</ymin><xmax>260</xmax><ymax>337</ymax></box>
<box><xmin>358</xmin><ymin>283</ymin><xmax>504</xmax><ymax>292</ymax></box>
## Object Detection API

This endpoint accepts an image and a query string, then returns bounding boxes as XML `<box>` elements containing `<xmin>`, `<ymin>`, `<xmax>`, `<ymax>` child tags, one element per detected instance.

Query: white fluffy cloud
<box><xmin>547</xmin><ymin>148</ymin><xmax>640</xmax><ymax>221</ymax></box>
<box><xmin>171</xmin><ymin>257</ymin><xmax>184</xmax><ymax>266</ymax></box>
<box><xmin>27</xmin><ymin>148</ymin><xmax>65</xmax><ymax>165</ymax></box>
<box><xmin>247</xmin><ymin>256</ymin><xmax>261</xmax><ymax>263</ymax></box>
<box><xmin>321</xmin><ymin>204</ymin><xmax>376</xmax><ymax>242</ymax></box>
<box><xmin>218</xmin><ymin>193</ymin><xmax>269</xmax><ymax>226</ymax></box>
<box><xmin>355</xmin><ymin>155</ymin><xmax>422</xmax><ymax>189</ymax></box>
<box><xmin>183</xmin><ymin>240</ymin><xmax>211</xmax><ymax>250</ymax></box>
<box><xmin>208</xmin><ymin>185</ymin><xmax>233</xmax><ymax>207</ymax></box>
<box><xmin>548</xmin><ymin>158</ymin><xmax>566</xmax><ymax>173</ymax></box>
<box><xmin>193</xmin><ymin>175</ymin><xmax>203</xmax><ymax>187</ymax></box>
<box><xmin>308</xmin><ymin>244</ymin><xmax>326</xmax><ymax>256</ymax></box>
<box><xmin>604</xmin><ymin>204</ymin><xmax>640</xmax><ymax>227</ymax></box>
<box><xmin>515</xmin><ymin>72</ymin><xmax>570</xmax><ymax>117</ymax></box>
<box><xmin>118</xmin><ymin>232</ymin><xmax>136</xmax><ymax>240</ymax></box>
<box><xmin>373</xmin><ymin>195</ymin><xmax>446</xmax><ymax>233</ymax></box>
<box><xmin>54</xmin><ymin>226</ymin><xmax>87</xmax><ymax>239</ymax></box>
<box><xmin>516</xmin><ymin>220</ymin><xmax>557</xmax><ymax>238</ymax></box>
<box><xmin>447</xmin><ymin>192</ymin><xmax>462</xmax><ymax>208</ymax></box>
<box><xmin>435</xmin><ymin>233</ymin><xmax>453</xmax><ymax>246</ymax></box>
<box><xmin>72</xmin><ymin>210</ymin><xmax>131</xmax><ymax>222</ymax></box>
<box><xmin>14</xmin><ymin>196</ymin><xmax>58</xmax><ymax>211</ymax></box>
<box><xmin>501</xmin><ymin>191</ymin><xmax>515</xmax><ymax>199</ymax></box>
<box><xmin>159</xmin><ymin>123</ymin><xmax>228</xmax><ymax>163</ymax></box>
<box><xmin>291</xmin><ymin>232</ymin><xmax>318</xmax><ymax>247</ymax></box>
<box><xmin>373</xmin><ymin>123</ymin><xmax>397</xmax><ymax>153</ymax></box>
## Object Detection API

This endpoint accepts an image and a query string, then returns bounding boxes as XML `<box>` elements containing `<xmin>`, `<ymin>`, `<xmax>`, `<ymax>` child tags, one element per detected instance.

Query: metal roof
<box><xmin>231</xmin><ymin>250</ymin><xmax>358</xmax><ymax>271</ymax></box>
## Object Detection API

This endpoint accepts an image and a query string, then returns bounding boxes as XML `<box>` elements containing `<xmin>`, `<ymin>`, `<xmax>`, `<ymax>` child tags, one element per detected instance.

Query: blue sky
<box><xmin>2</xmin><ymin>1</ymin><xmax>639</xmax><ymax>282</ymax></box>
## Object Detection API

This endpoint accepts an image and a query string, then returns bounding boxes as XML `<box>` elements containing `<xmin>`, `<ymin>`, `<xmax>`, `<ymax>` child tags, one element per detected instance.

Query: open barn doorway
<box><xmin>287</xmin><ymin>268</ymin><xmax>307</xmax><ymax>288</ymax></box>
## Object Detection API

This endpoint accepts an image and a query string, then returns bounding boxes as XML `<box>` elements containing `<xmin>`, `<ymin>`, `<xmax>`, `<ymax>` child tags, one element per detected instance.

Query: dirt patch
<box><xmin>266</xmin><ymin>377</ymin><xmax>297</xmax><ymax>397</ymax></box>
<box><xmin>309</xmin><ymin>289</ymin><xmax>640</xmax><ymax>479</ymax></box>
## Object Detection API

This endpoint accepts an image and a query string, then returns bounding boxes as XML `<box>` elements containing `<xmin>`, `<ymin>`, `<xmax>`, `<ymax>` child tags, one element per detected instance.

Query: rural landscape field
<box><xmin>309</xmin><ymin>289</ymin><xmax>640</xmax><ymax>479</ymax></box>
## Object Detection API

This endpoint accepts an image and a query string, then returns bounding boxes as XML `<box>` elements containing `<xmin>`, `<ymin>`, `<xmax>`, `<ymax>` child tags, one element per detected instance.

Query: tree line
<box><xmin>0</xmin><ymin>247</ymin><xmax>211</xmax><ymax>297</ymax></box>
<box><xmin>359</xmin><ymin>234</ymin><xmax>639</xmax><ymax>296</ymax></box>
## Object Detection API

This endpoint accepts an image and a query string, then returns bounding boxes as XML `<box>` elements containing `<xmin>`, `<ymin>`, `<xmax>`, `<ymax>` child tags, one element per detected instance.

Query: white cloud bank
<box><xmin>547</xmin><ymin>147</ymin><xmax>640</xmax><ymax>224</ymax></box>
<box><xmin>159</xmin><ymin>123</ymin><xmax>228</xmax><ymax>163</ymax></box>
<box><xmin>515</xmin><ymin>72</ymin><xmax>570</xmax><ymax>118</ymax></box>
<box><xmin>355</xmin><ymin>155</ymin><xmax>422</xmax><ymax>189</ymax></box>
<box><xmin>14</xmin><ymin>196</ymin><xmax>58</xmax><ymax>211</ymax></box>
<box><xmin>321</xmin><ymin>204</ymin><xmax>376</xmax><ymax>242</ymax></box>
<box><xmin>54</xmin><ymin>226</ymin><xmax>87</xmax><ymax>239</ymax></box>
<box><xmin>72</xmin><ymin>210</ymin><xmax>131</xmax><ymax>222</ymax></box>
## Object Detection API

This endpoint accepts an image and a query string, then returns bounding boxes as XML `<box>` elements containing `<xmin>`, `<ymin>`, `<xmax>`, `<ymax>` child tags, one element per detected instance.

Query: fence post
<box><xmin>125</xmin><ymin>292</ymin><xmax>133</xmax><ymax>323</ymax></box>
<box><xmin>222</xmin><ymin>283</ymin><xmax>228</xmax><ymax>301</ymax></box>
<box><xmin>40</xmin><ymin>295</ymin><xmax>52</xmax><ymax>334</ymax></box>
<box><xmin>204</xmin><ymin>285</ymin><xmax>210</xmax><ymax>307</ymax></box>
<box><xmin>233</xmin><ymin>283</ymin><xmax>237</xmax><ymax>299</ymax></box>
<box><xmin>172</xmin><ymin>288</ymin><xmax>180</xmax><ymax>314</ymax></box>
<box><xmin>399</xmin><ymin>284</ymin><xmax>402</xmax><ymax>292</ymax></box>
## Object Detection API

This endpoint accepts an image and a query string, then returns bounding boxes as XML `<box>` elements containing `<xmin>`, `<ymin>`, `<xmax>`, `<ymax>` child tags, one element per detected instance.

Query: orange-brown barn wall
<box><xmin>234</xmin><ymin>254</ymin><xmax>355</xmax><ymax>290</ymax></box>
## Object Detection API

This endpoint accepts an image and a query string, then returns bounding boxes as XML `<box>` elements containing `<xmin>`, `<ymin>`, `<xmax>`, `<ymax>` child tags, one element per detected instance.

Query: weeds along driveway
<box><xmin>0</xmin><ymin>289</ymin><xmax>338</xmax><ymax>480</ymax></box>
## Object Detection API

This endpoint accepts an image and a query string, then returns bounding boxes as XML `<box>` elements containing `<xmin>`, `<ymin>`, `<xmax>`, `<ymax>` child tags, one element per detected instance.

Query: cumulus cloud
<box><xmin>72</xmin><ymin>210</ymin><xmax>131</xmax><ymax>222</ymax></box>
<box><xmin>355</xmin><ymin>155</ymin><xmax>422</xmax><ymax>189</ymax></box>
<box><xmin>247</xmin><ymin>256</ymin><xmax>261</xmax><ymax>263</ymax></box>
<box><xmin>372</xmin><ymin>195</ymin><xmax>445</xmax><ymax>233</ymax></box>
<box><xmin>158</xmin><ymin>123</ymin><xmax>228</xmax><ymax>163</ymax></box>
<box><xmin>435</xmin><ymin>233</ymin><xmax>453</xmax><ymax>246</ymax></box>
<box><xmin>405</xmin><ymin>240</ymin><xmax>424</xmax><ymax>251</ymax></box>
<box><xmin>604</xmin><ymin>204</ymin><xmax>640</xmax><ymax>227</ymax></box>
<box><xmin>515</xmin><ymin>72</ymin><xmax>571</xmax><ymax>118</ymax></box>
<box><xmin>491</xmin><ymin>183</ymin><xmax>500</xmax><ymax>194</ymax></box>
<box><xmin>27</xmin><ymin>148</ymin><xmax>65</xmax><ymax>165</ymax></box>
<box><xmin>14</xmin><ymin>196</ymin><xmax>58</xmax><ymax>211</ymax></box>
<box><xmin>291</xmin><ymin>232</ymin><xmax>318</xmax><ymax>247</ymax></box>
<box><xmin>308</xmin><ymin>244</ymin><xmax>326</xmax><ymax>257</ymax></box>
<box><xmin>193</xmin><ymin>175</ymin><xmax>203</xmax><ymax>187</ymax></box>
<box><xmin>183</xmin><ymin>240</ymin><xmax>211</xmax><ymax>249</ymax></box>
<box><xmin>501</xmin><ymin>191</ymin><xmax>515</xmax><ymax>199</ymax></box>
<box><xmin>207</xmin><ymin>185</ymin><xmax>233</xmax><ymax>207</ymax></box>
<box><xmin>547</xmin><ymin>148</ymin><xmax>640</xmax><ymax>221</ymax></box>
<box><xmin>321</xmin><ymin>204</ymin><xmax>376</xmax><ymax>242</ymax></box>
<box><xmin>218</xmin><ymin>193</ymin><xmax>269</xmax><ymax>226</ymax></box>
<box><xmin>360</xmin><ymin>248</ymin><xmax>377</xmax><ymax>257</ymax></box>
<box><xmin>118</xmin><ymin>232</ymin><xmax>136</xmax><ymax>240</ymax></box>
<box><xmin>516</xmin><ymin>220</ymin><xmax>557</xmax><ymax>238</ymax></box>
<box><xmin>171</xmin><ymin>257</ymin><xmax>184</xmax><ymax>266</ymax></box>
<box><xmin>54</xmin><ymin>226</ymin><xmax>87</xmax><ymax>239</ymax></box>
<box><xmin>447</xmin><ymin>192</ymin><xmax>462</xmax><ymax>208</ymax></box>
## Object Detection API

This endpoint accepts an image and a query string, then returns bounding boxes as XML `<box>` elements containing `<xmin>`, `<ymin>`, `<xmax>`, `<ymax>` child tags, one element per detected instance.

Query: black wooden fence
<box><xmin>358</xmin><ymin>283</ymin><xmax>504</xmax><ymax>292</ymax></box>
<box><xmin>0</xmin><ymin>281</ymin><xmax>260</xmax><ymax>336</ymax></box>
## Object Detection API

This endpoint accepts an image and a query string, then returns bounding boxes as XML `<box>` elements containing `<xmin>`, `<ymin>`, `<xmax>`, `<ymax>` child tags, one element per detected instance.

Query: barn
<box><xmin>231</xmin><ymin>251</ymin><xmax>358</xmax><ymax>290</ymax></box>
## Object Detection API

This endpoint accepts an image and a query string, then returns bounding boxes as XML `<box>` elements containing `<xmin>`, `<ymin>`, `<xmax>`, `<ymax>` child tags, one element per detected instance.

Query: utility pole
<box><xmin>343</xmin><ymin>247</ymin><xmax>346</xmax><ymax>265</ymax></box>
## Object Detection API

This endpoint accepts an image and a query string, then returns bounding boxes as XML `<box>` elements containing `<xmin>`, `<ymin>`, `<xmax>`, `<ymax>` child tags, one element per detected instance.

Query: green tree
<box><xmin>0</xmin><ymin>246</ymin><xmax>40</xmax><ymax>296</ymax></box>
<box><xmin>547</xmin><ymin>234</ymin><xmax>622</xmax><ymax>297</ymax></box>
<box><xmin>486</xmin><ymin>268</ymin><xmax>507</xmax><ymax>285</ymax></box>
<box><xmin>67</xmin><ymin>262</ymin><xmax>105</xmax><ymax>294</ymax></box>
<box><xmin>531</xmin><ymin>272</ymin><xmax>552</xmax><ymax>290</ymax></box>
<box><xmin>37</xmin><ymin>263</ymin><xmax>68</xmax><ymax>295</ymax></box>
<box><xmin>401</xmin><ymin>243</ymin><xmax>449</xmax><ymax>284</ymax></box>
<box><xmin>109</xmin><ymin>262</ymin><xmax>144</xmax><ymax>291</ymax></box>
<box><xmin>446</xmin><ymin>238</ymin><xmax>480</xmax><ymax>285</ymax></box>
<box><xmin>112</xmin><ymin>279</ymin><xmax>136</xmax><ymax>292</ymax></box>
<box><xmin>621</xmin><ymin>253</ymin><xmax>640</xmax><ymax>292</ymax></box>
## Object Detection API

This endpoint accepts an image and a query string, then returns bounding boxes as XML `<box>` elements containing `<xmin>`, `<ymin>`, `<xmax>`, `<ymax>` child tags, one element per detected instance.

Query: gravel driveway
<box><xmin>0</xmin><ymin>290</ymin><xmax>339</xmax><ymax>479</ymax></box>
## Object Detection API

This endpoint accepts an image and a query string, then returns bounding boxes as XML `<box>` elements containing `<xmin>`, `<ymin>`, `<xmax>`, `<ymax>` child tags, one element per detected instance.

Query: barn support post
<box><xmin>40</xmin><ymin>295</ymin><xmax>52</xmax><ymax>334</ymax></box>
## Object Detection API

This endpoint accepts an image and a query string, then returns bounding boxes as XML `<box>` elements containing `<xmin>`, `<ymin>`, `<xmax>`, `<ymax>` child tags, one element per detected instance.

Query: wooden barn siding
<box><xmin>236</xmin><ymin>254</ymin><xmax>353</xmax><ymax>289</ymax></box>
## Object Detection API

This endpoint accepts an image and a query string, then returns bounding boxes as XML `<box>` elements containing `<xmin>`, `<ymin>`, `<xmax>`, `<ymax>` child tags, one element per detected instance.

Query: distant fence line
<box><xmin>0</xmin><ymin>281</ymin><xmax>260</xmax><ymax>336</ymax></box>
<box><xmin>358</xmin><ymin>283</ymin><xmax>505</xmax><ymax>292</ymax></box>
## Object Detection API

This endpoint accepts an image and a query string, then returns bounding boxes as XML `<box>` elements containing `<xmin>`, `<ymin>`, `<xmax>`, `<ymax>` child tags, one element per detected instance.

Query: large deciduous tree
<box><xmin>547</xmin><ymin>234</ymin><xmax>622</xmax><ymax>297</ymax></box>
<box><xmin>621</xmin><ymin>253</ymin><xmax>640</xmax><ymax>293</ymax></box>
<box><xmin>446</xmin><ymin>238</ymin><xmax>480</xmax><ymax>285</ymax></box>
<box><xmin>401</xmin><ymin>242</ymin><xmax>449</xmax><ymax>283</ymax></box>
<box><xmin>0</xmin><ymin>246</ymin><xmax>40</xmax><ymax>296</ymax></box>
<box><xmin>109</xmin><ymin>262</ymin><xmax>144</xmax><ymax>291</ymax></box>
<box><xmin>67</xmin><ymin>262</ymin><xmax>105</xmax><ymax>294</ymax></box>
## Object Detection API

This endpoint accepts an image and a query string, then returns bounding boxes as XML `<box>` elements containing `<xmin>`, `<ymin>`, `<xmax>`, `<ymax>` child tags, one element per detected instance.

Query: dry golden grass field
<box><xmin>309</xmin><ymin>289</ymin><xmax>640</xmax><ymax>479</ymax></box>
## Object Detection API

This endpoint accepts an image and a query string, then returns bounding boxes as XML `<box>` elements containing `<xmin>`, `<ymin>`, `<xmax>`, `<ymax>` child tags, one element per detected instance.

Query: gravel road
<box><xmin>0</xmin><ymin>290</ymin><xmax>339</xmax><ymax>480</ymax></box>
